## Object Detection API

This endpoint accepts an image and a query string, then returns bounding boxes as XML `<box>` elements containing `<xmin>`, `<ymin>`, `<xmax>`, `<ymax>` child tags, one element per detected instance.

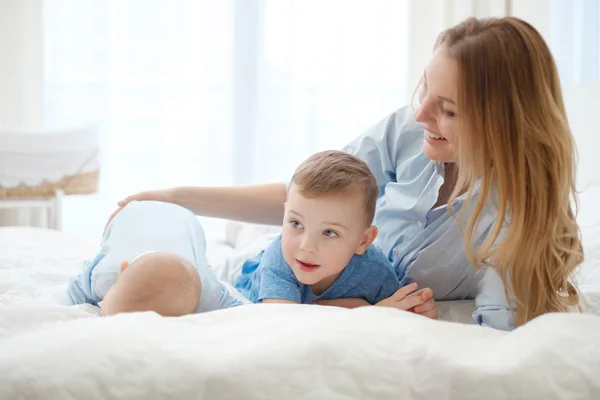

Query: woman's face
<box><xmin>414</xmin><ymin>46</ymin><xmax>460</xmax><ymax>163</ymax></box>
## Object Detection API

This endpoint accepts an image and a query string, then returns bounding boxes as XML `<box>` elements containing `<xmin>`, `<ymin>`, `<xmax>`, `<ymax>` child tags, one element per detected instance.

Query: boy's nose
<box><xmin>299</xmin><ymin>235</ymin><xmax>317</xmax><ymax>253</ymax></box>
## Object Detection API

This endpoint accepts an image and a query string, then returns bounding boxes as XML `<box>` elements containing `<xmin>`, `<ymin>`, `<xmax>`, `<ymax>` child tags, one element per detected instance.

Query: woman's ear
<box><xmin>355</xmin><ymin>225</ymin><xmax>378</xmax><ymax>255</ymax></box>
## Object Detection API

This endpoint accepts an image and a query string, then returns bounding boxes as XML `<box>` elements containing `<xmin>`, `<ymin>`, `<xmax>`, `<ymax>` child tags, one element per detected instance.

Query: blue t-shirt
<box><xmin>235</xmin><ymin>235</ymin><xmax>400</xmax><ymax>304</ymax></box>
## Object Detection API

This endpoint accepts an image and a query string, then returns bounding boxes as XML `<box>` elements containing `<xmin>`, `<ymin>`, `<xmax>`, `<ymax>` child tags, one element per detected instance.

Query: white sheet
<box><xmin>1</xmin><ymin>187</ymin><xmax>600</xmax><ymax>399</ymax></box>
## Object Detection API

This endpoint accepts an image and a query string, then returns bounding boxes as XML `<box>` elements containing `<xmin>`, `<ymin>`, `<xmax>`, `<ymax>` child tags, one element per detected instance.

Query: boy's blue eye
<box><xmin>323</xmin><ymin>230</ymin><xmax>338</xmax><ymax>237</ymax></box>
<box><xmin>291</xmin><ymin>220</ymin><xmax>303</xmax><ymax>229</ymax></box>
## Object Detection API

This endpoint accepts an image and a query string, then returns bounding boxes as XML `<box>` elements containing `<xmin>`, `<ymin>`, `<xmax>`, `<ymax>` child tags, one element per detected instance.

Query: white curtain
<box><xmin>43</xmin><ymin>0</ymin><xmax>411</xmax><ymax>236</ymax></box>
<box><xmin>406</xmin><ymin>0</ymin><xmax>509</xmax><ymax>90</ymax></box>
<box><xmin>549</xmin><ymin>0</ymin><xmax>600</xmax><ymax>84</ymax></box>
<box><xmin>0</xmin><ymin>0</ymin><xmax>512</xmax><ymax>236</ymax></box>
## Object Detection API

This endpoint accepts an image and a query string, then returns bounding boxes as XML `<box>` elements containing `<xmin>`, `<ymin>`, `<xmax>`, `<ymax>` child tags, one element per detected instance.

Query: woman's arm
<box><xmin>162</xmin><ymin>184</ymin><xmax>286</xmax><ymax>224</ymax></box>
<box><xmin>109</xmin><ymin>183</ymin><xmax>287</xmax><ymax>227</ymax></box>
<box><xmin>343</xmin><ymin>106</ymin><xmax>417</xmax><ymax>191</ymax></box>
<box><xmin>473</xmin><ymin>267</ymin><xmax>515</xmax><ymax>331</ymax></box>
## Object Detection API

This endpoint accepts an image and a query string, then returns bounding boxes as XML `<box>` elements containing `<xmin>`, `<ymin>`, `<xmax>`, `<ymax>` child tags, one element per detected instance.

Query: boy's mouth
<box><xmin>297</xmin><ymin>260</ymin><xmax>320</xmax><ymax>272</ymax></box>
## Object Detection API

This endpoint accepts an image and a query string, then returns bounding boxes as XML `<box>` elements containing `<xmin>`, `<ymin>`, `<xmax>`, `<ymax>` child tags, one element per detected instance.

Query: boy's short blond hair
<box><xmin>291</xmin><ymin>150</ymin><xmax>378</xmax><ymax>225</ymax></box>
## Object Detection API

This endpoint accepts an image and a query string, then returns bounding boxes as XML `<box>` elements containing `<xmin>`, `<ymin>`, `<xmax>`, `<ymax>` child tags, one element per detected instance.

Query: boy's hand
<box><xmin>376</xmin><ymin>283</ymin><xmax>438</xmax><ymax>319</ymax></box>
<box><xmin>407</xmin><ymin>287</ymin><xmax>438</xmax><ymax>320</ymax></box>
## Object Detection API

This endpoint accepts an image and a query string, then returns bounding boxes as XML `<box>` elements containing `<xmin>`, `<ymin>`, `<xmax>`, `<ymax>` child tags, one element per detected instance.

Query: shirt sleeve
<box><xmin>256</xmin><ymin>238</ymin><xmax>302</xmax><ymax>303</ymax></box>
<box><xmin>472</xmin><ymin>267</ymin><xmax>515</xmax><ymax>331</ymax></box>
<box><xmin>342</xmin><ymin>106</ymin><xmax>417</xmax><ymax>194</ymax></box>
<box><xmin>61</xmin><ymin>255</ymin><xmax>104</xmax><ymax>306</ymax></box>
<box><xmin>61</xmin><ymin>222</ymin><xmax>117</xmax><ymax>306</ymax></box>
<box><xmin>373</xmin><ymin>272</ymin><xmax>401</xmax><ymax>304</ymax></box>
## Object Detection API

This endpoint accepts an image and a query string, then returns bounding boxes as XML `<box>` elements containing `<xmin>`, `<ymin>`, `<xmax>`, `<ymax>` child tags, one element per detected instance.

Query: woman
<box><xmin>108</xmin><ymin>16</ymin><xmax>583</xmax><ymax>330</ymax></box>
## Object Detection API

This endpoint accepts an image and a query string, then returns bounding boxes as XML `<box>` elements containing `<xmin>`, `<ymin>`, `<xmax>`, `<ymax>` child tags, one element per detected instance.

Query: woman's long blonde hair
<box><xmin>436</xmin><ymin>17</ymin><xmax>583</xmax><ymax>326</ymax></box>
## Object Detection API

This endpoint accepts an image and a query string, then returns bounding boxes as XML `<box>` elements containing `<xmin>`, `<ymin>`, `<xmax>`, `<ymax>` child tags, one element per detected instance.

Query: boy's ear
<box><xmin>355</xmin><ymin>225</ymin><xmax>378</xmax><ymax>255</ymax></box>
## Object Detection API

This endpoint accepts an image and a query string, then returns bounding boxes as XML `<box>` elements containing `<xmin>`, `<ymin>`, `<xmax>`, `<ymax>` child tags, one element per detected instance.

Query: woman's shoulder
<box><xmin>391</xmin><ymin>105</ymin><xmax>425</xmax><ymax>134</ymax></box>
<box><xmin>360</xmin><ymin>105</ymin><xmax>425</xmax><ymax>146</ymax></box>
<box><xmin>344</xmin><ymin>105</ymin><xmax>428</xmax><ymax>173</ymax></box>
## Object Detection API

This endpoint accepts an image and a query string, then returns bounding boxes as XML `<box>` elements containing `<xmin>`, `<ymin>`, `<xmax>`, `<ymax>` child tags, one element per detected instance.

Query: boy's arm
<box><xmin>61</xmin><ymin>258</ymin><xmax>103</xmax><ymax>306</ymax></box>
<box><xmin>256</xmin><ymin>239</ymin><xmax>303</xmax><ymax>303</ymax></box>
<box><xmin>313</xmin><ymin>298</ymin><xmax>370</xmax><ymax>308</ymax></box>
<box><xmin>257</xmin><ymin>265</ymin><xmax>302</xmax><ymax>303</ymax></box>
<box><xmin>262</xmin><ymin>298</ymin><xmax>298</xmax><ymax>304</ymax></box>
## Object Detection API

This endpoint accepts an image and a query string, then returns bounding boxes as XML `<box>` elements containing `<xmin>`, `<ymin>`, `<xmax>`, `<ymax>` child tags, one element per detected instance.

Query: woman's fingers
<box><xmin>117</xmin><ymin>190</ymin><xmax>167</xmax><ymax>207</ymax></box>
<box><xmin>117</xmin><ymin>195</ymin><xmax>135</xmax><ymax>207</ymax></box>
<box><xmin>103</xmin><ymin>206</ymin><xmax>123</xmax><ymax>233</ymax></box>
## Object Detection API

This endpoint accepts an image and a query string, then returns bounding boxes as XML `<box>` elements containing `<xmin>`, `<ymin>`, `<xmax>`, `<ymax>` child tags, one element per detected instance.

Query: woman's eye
<box><xmin>439</xmin><ymin>102</ymin><xmax>455</xmax><ymax>118</ymax></box>
<box><xmin>291</xmin><ymin>220</ymin><xmax>303</xmax><ymax>229</ymax></box>
<box><xmin>323</xmin><ymin>230</ymin><xmax>338</xmax><ymax>238</ymax></box>
<box><xmin>442</xmin><ymin>109</ymin><xmax>456</xmax><ymax>118</ymax></box>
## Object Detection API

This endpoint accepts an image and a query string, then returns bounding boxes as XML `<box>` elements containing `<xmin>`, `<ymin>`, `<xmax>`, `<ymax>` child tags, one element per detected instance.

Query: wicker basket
<box><xmin>0</xmin><ymin>125</ymin><xmax>100</xmax><ymax>199</ymax></box>
<box><xmin>0</xmin><ymin>170</ymin><xmax>99</xmax><ymax>198</ymax></box>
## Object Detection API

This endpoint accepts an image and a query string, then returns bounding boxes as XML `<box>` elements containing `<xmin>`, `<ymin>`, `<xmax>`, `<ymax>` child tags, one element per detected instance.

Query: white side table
<box><xmin>0</xmin><ymin>190</ymin><xmax>63</xmax><ymax>230</ymax></box>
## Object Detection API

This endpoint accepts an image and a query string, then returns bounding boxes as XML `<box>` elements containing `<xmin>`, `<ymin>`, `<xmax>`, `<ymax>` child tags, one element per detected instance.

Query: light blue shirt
<box><xmin>235</xmin><ymin>236</ymin><xmax>400</xmax><ymax>304</ymax></box>
<box><xmin>343</xmin><ymin>106</ymin><xmax>514</xmax><ymax>330</ymax></box>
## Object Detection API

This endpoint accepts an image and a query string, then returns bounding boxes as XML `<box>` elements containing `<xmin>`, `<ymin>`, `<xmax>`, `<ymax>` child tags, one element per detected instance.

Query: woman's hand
<box><xmin>118</xmin><ymin>189</ymin><xmax>172</xmax><ymax>208</ymax></box>
<box><xmin>104</xmin><ymin>189</ymin><xmax>171</xmax><ymax>233</ymax></box>
<box><xmin>376</xmin><ymin>283</ymin><xmax>438</xmax><ymax>319</ymax></box>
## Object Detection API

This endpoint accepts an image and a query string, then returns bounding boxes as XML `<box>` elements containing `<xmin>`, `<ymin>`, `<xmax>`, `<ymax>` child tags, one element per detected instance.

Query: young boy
<box><xmin>235</xmin><ymin>150</ymin><xmax>416</xmax><ymax>308</ymax></box>
<box><xmin>62</xmin><ymin>151</ymin><xmax>433</xmax><ymax>316</ymax></box>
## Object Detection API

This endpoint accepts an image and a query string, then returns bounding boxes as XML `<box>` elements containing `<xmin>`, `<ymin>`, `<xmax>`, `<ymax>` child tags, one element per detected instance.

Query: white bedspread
<box><xmin>2</xmin><ymin>186</ymin><xmax>600</xmax><ymax>399</ymax></box>
<box><xmin>1</xmin><ymin>303</ymin><xmax>599</xmax><ymax>400</ymax></box>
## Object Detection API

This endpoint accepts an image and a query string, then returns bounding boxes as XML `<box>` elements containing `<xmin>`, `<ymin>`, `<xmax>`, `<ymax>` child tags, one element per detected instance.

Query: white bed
<box><xmin>1</xmin><ymin>189</ymin><xmax>600</xmax><ymax>399</ymax></box>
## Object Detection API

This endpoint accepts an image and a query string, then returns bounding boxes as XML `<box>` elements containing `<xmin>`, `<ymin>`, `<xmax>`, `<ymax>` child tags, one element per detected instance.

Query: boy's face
<box><xmin>281</xmin><ymin>184</ymin><xmax>376</xmax><ymax>293</ymax></box>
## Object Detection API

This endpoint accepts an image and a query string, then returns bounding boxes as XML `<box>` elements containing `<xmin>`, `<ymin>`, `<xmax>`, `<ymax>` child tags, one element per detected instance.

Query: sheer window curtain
<box><xmin>549</xmin><ymin>0</ymin><xmax>600</xmax><ymax>84</ymax></box>
<box><xmin>512</xmin><ymin>0</ymin><xmax>600</xmax><ymax>189</ymax></box>
<box><xmin>547</xmin><ymin>0</ymin><xmax>600</xmax><ymax>189</ymax></box>
<box><xmin>43</xmin><ymin>0</ymin><xmax>411</xmax><ymax>238</ymax></box>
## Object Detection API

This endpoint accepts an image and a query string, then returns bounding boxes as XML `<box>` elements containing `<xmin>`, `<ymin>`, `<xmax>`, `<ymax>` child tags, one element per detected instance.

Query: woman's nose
<box><xmin>414</xmin><ymin>99</ymin><xmax>431</xmax><ymax>123</ymax></box>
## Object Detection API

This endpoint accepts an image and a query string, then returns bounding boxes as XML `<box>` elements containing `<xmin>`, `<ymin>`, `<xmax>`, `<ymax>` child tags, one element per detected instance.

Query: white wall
<box><xmin>512</xmin><ymin>1</ymin><xmax>600</xmax><ymax>190</ymax></box>
<box><xmin>511</xmin><ymin>0</ymin><xmax>551</xmax><ymax>41</ymax></box>
<box><xmin>562</xmin><ymin>84</ymin><xmax>600</xmax><ymax>191</ymax></box>
<box><xmin>406</xmin><ymin>0</ymin><xmax>510</xmax><ymax>98</ymax></box>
